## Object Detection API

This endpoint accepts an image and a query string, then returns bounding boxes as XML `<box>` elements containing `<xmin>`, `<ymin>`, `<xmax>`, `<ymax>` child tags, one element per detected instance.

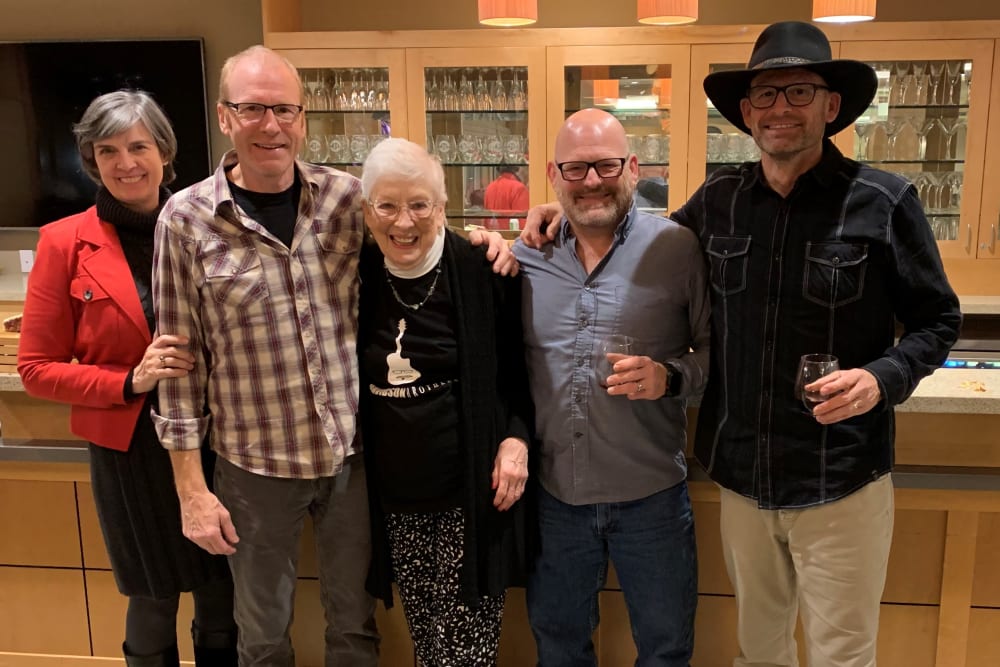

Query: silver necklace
<box><xmin>384</xmin><ymin>261</ymin><xmax>442</xmax><ymax>311</ymax></box>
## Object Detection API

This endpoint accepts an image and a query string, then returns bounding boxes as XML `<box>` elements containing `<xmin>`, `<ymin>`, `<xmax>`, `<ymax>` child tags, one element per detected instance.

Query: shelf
<box><xmin>565</xmin><ymin>108</ymin><xmax>670</xmax><ymax>116</ymax></box>
<box><xmin>305</xmin><ymin>109</ymin><xmax>390</xmax><ymax>115</ymax></box>
<box><xmin>438</xmin><ymin>162</ymin><xmax>528</xmax><ymax>167</ymax></box>
<box><xmin>867</xmin><ymin>104</ymin><xmax>970</xmax><ymax>111</ymax></box>
<box><xmin>446</xmin><ymin>210</ymin><xmax>526</xmax><ymax>219</ymax></box>
<box><xmin>426</xmin><ymin>109</ymin><xmax>527</xmax><ymax>115</ymax></box>
<box><xmin>861</xmin><ymin>159</ymin><xmax>964</xmax><ymax>165</ymax></box>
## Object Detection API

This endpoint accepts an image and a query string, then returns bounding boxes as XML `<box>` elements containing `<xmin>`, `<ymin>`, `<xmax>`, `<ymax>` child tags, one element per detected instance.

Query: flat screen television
<box><xmin>0</xmin><ymin>39</ymin><xmax>211</xmax><ymax>227</ymax></box>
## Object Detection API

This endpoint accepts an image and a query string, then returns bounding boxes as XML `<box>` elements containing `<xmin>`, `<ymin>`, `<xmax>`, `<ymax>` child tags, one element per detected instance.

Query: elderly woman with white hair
<box><xmin>17</xmin><ymin>90</ymin><xmax>236</xmax><ymax>666</ymax></box>
<box><xmin>358</xmin><ymin>137</ymin><xmax>533</xmax><ymax>666</ymax></box>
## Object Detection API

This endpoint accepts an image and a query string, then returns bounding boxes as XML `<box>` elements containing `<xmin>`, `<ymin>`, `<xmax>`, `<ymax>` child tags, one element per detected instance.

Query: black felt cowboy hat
<box><xmin>703</xmin><ymin>21</ymin><xmax>878</xmax><ymax>137</ymax></box>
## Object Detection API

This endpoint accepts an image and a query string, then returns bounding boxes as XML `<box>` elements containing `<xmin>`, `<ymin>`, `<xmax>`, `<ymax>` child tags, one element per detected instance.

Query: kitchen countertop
<box><xmin>959</xmin><ymin>295</ymin><xmax>1000</xmax><ymax>315</ymax></box>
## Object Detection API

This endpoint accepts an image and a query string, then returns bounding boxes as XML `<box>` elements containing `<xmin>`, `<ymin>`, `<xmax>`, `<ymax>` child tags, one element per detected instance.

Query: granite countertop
<box><xmin>959</xmin><ymin>295</ymin><xmax>1000</xmax><ymax>315</ymax></box>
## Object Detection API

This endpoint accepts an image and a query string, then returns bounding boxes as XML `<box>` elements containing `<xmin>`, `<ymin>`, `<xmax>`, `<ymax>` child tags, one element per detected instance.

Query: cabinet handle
<box><xmin>991</xmin><ymin>224</ymin><xmax>997</xmax><ymax>254</ymax></box>
<box><xmin>967</xmin><ymin>223</ymin><xmax>973</xmax><ymax>254</ymax></box>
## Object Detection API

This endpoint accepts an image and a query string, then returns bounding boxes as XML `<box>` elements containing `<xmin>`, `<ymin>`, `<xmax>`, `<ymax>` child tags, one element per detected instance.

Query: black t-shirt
<box><xmin>361</xmin><ymin>261</ymin><xmax>462</xmax><ymax>512</ymax></box>
<box><xmin>228</xmin><ymin>173</ymin><xmax>301</xmax><ymax>247</ymax></box>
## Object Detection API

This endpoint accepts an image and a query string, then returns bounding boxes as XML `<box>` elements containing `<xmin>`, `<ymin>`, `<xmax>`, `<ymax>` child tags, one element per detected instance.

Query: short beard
<box><xmin>559</xmin><ymin>181</ymin><xmax>635</xmax><ymax>230</ymax></box>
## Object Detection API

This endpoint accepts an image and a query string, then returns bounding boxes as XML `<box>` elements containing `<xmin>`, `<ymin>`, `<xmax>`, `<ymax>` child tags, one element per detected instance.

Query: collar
<box><xmin>557</xmin><ymin>201</ymin><xmax>637</xmax><ymax>244</ymax></box>
<box><xmin>211</xmin><ymin>150</ymin><xmax>320</xmax><ymax>220</ymax></box>
<box><xmin>744</xmin><ymin>138</ymin><xmax>843</xmax><ymax>194</ymax></box>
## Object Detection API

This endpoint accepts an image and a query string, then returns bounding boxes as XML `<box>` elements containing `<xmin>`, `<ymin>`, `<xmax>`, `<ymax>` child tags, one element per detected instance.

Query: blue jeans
<box><xmin>527</xmin><ymin>483</ymin><xmax>697</xmax><ymax>667</ymax></box>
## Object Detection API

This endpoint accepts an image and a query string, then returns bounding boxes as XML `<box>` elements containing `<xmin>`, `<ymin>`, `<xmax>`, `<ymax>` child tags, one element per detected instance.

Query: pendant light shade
<box><xmin>812</xmin><ymin>0</ymin><xmax>876</xmax><ymax>23</ymax></box>
<box><xmin>637</xmin><ymin>0</ymin><xmax>698</xmax><ymax>26</ymax></box>
<box><xmin>478</xmin><ymin>0</ymin><xmax>537</xmax><ymax>26</ymax></box>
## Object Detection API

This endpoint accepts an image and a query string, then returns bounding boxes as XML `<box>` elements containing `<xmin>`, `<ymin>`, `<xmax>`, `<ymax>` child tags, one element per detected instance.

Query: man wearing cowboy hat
<box><xmin>520</xmin><ymin>19</ymin><xmax>960</xmax><ymax>667</ymax></box>
<box><xmin>677</xmin><ymin>21</ymin><xmax>960</xmax><ymax>666</ymax></box>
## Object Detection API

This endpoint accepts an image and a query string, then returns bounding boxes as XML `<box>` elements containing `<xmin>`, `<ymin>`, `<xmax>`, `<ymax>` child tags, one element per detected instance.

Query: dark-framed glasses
<box><xmin>367</xmin><ymin>199</ymin><xmax>440</xmax><ymax>223</ymax></box>
<box><xmin>745</xmin><ymin>83</ymin><xmax>831</xmax><ymax>109</ymax></box>
<box><xmin>222</xmin><ymin>101</ymin><xmax>304</xmax><ymax>123</ymax></box>
<box><xmin>556</xmin><ymin>158</ymin><xmax>627</xmax><ymax>182</ymax></box>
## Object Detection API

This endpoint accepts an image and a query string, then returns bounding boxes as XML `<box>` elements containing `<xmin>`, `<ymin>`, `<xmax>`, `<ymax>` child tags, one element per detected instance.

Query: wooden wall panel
<box><xmin>498</xmin><ymin>588</ymin><xmax>537</xmax><ymax>666</ymax></box>
<box><xmin>966</xmin><ymin>608</ymin><xmax>1000</xmax><ymax>666</ymax></box>
<box><xmin>0</xmin><ymin>480</ymin><xmax>80</xmax><ymax>567</ymax></box>
<box><xmin>895</xmin><ymin>413</ymin><xmax>1000</xmax><ymax>467</ymax></box>
<box><xmin>971</xmin><ymin>512</ymin><xmax>1000</xmax><ymax>607</ymax></box>
<box><xmin>692</xmin><ymin>595</ymin><xmax>739</xmax><ymax>665</ymax></box>
<box><xmin>0</xmin><ymin>567</ymin><xmax>89</xmax><ymax>655</ymax></box>
<box><xmin>877</xmin><ymin>604</ymin><xmax>939</xmax><ymax>666</ymax></box>
<box><xmin>76</xmin><ymin>483</ymin><xmax>111</xmax><ymax>571</ymax></box>
<box><xmin>693</xmin><ymin>499</ymin><xmax>733</xmax><ymax>596</ymax></box>
<box><xmin>883</xmin><ymin>509</ymin><xmax>947</xmax><ymax>604</ymax></box>
<box><xmin>85</xmin><ymin>571</ymin><xmax>197</xmax><ymax>662</ymax></box>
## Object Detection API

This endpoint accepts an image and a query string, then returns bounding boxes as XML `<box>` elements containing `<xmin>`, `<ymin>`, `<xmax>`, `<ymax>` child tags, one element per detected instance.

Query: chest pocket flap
<box><xmin>706</xmin><ymin>235</ymin><xmax>751</xmax><ymax>296</ymax></box>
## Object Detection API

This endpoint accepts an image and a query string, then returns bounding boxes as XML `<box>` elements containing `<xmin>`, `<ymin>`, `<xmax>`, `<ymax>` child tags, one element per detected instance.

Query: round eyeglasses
<box><xmin>367</xmin><ymin>199</ymin><xmax>440</xmax><ymax>223</ymax></box>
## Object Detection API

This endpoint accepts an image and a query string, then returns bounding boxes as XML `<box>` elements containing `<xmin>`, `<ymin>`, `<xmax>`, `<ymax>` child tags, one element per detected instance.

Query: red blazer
<box><xmin>17</xmin><ymin>207</ymin><xmax>151</xmax><ymax>451</ymax></box>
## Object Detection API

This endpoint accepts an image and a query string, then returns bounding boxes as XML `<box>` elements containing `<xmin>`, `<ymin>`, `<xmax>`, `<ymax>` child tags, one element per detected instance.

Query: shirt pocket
<box><xmin>706</xmin><ymin>235</ymin><xmax>751</xmax><ymax>296</ymax></box>
<box><xmin>197</xmin><ymin>237</ymin><xmax>270</xmax><ymax>307</ymax></box>
<box><xmin>316</xmin><ymin>229</ymin><xmax>362</xmax><ymax>284</ymax></box>
<box><xmin>802</xmin><ymin>242</ymin><xmax>868</xmax><ymax>308</ymax></box>
<box><xmin>69</xmin><ymin>277</ymin><xmax>121</xmax><ymax>350</ymax></box>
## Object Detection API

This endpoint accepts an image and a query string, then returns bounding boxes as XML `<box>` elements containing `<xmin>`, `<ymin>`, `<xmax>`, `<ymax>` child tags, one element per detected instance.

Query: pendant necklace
<box><xmin>384</xmin><ymin>260</ymin><xmax>442</xmax><ymax>311</ymax></box>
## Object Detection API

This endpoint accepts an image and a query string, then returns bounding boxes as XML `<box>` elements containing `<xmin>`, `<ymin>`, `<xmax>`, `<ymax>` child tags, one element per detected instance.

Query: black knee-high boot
<box><xmin>191</xmin><ymin>623</ymin><xmax>238</xmax><ymax>667</ymax></box>
<box><xmin>122</xmin><ymin>642</ymin><xmax>180</xmax><ymax>667</ymax></box>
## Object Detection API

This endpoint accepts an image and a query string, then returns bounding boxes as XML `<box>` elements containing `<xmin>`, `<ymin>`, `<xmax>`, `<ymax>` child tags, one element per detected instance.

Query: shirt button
<box><xmin>574</xmin><ymin>395</ymin><xmax>582</xmax><ymax>403</ymax></box>
<box><xmin>574</xmin><ymin>432</ymin><xmax>583</xmax><ymax>439</ymax></box>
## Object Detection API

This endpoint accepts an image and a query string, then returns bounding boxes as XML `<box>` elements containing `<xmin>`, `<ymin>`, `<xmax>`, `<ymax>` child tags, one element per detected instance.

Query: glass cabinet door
<box><xmin>281</xmin><ymin>49</ymin><xmax>408</xmax><ymax>179</ymax></box>
<box><xmin>547</xmin><ymin>46</ymin><xmax>691</xmax><ymax>215</ymax></box>
<box><xmin>841</xmin><ymin>40</ymin><xmax>995</xmax><ymax>259</ymax></box>
<box><xmin>406</xmin><ymin>48</ymin><xmax>545</xmax><ymax>238</ymax></box>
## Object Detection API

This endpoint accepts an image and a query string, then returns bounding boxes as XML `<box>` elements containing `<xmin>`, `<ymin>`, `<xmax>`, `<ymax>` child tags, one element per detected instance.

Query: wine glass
<box><xmin>853</xmin><ymin>120</ymin><xmax>872</xmax><ymax>161</ymax></box>
<box><xmin>474</xmin><ymin>69</ymin><xmax>492</xmax><ymax>111</ymax></box>
<box><xmin>597</xmin><ymin>335</ymin><xmax>634</xmax><ymax>388</ymax></box>
<box><xmin>509</xmin><ymin>68</ymin><xmax>527</xmax><ymax>111</ymax></box>
<box><xmin>458</xmin><ymin>69</ymin><xmax>476</xmax><ymax>111</ymax></box>
<box><xmin>796</xmin><ymin>354</ymin><xmax>840</xmax><ymax>412</ymax></box>
<box><xmin>425</xmin><ymin>71</ymin><xmax>440</xmax><ymax>111</ymax></box>
<box><xmin>945</xmin><ymin>61</ymin><xmax>964</xmax><ymax>106</ymax></box>
<box><xmin>490</xmin><ymin>69</ymin><xmax>508</xmax><ymax>111</ymax></box>
<box><xmin>927</xmin><ymin>61</ymin><xmax>945</xmax><ymax>105</ymax></box>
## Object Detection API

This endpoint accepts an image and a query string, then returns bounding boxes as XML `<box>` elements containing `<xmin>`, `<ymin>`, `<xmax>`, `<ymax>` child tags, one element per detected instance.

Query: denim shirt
<box><xmin>672</xmin><ymin>140</ymin><xmax>961</xmax><ymax>509</ymax></box>
<box><xmin>513</xmin><ymin>205</ymin><xmax>711</xmax><ymax>505</ymax></box>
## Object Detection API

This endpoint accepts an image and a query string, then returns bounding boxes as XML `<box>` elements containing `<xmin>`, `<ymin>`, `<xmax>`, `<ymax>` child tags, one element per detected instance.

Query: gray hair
<box><xmin>73</xmin><ymin>90</ymin><xmax>178</xmax><ymax>184</ymax></box>
<box><xmin>219</xmin><ymin>45</ymin><xmax>304</xmax><ymax>104</ymax></box>
<box><xmin>361</xmin><ymin>138</ymin><xmax>448</xmax><ymax>203</ymax></box>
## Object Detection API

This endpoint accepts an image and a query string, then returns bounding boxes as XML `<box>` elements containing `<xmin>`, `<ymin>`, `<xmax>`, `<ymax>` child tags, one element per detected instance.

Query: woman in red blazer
<box><xmin>17</xmin><ymin>91</ymin><xmax>235</xmax><ymax>667</ymax></box>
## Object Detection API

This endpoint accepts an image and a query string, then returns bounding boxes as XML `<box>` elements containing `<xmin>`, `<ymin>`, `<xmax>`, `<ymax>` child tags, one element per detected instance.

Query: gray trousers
<box><xmin>215</xmin><ymin>454</ymin><xmax>379</xmax><ymax>667</ymax></box>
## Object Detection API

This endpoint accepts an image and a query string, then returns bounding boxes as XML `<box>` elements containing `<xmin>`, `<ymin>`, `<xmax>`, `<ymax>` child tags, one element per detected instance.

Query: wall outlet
<box><xmin>18</xmin><ymin>249</ymin><xmax>34</xmax><ymax>272</ymax></box>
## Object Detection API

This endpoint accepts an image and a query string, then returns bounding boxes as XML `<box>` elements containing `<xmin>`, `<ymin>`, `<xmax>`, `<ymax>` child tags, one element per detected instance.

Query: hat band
<box><xmin>752</xmin><ymin>56</ymin><xmax>817</xmax><ymax>70</ymax></box>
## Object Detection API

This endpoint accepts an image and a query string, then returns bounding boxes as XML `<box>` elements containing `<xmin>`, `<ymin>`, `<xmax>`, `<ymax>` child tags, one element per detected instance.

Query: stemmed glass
<box><xmin>509</xmin><ymin>68</ymin><xmax>527</xmax><ymax>111</ymax></box>
<box><xmin>441</xmin><ymin>70</ymin><xmax>460</xmax><ymax>111</ymax></box>
<box><xmin>458</xmin><ymin>69</ymin><xmax>476</xmax><ymax>111</ymax></box>
<box><xmin>303</xmin><ymin>71</ymin><xmax>320</xmax><ymax>111</ymax></box>
<box><xmin>910</xmin><ymin>61</ymin><xmax>928</xmax><ymax>105</ymax></box>
<box><xmin>891</xmin><ymin>62</ymin><xmax>910</xmax><ymax>106</ymax></box>
<box><xmin>425</xmin><ymin>72</ymin><xmax>440</xmax><ymax>111</ymax></box>
<box><xmin>490</xmin><ymin>69</ymin><xmax>509</xmax><ymax>111</ymax></box>
<box><xmin>945</xmin><ymin>61</ymin><xmax>964</xmax><ymax>106</ymax></box>
<box><xmin>928</xmin><ymin>62</ymin><xmax>945</xmax><ymax>106</ymax></box>
<box><xmin>796</xmin><ymin>354</ymin><xmax>840</xmax><ymax>412</ymax></box>
<box><xmin>374</xmin><ymin>70</ymin><xmax>389</xmax><ymax>111</ymax></box>
<box><xmin>854</xmin><ymin>121</ymin><xmax>872</xmax><ymax>161</ymax></box>
<box><xmin>474</xmin><ymin>70</ymin><xmax>492</xmax><ymax>111</ymax></box>
<box><xmin>332</xmin><ymin>72</ymin><xmax>348</xmax><ymax>111</ymax></box>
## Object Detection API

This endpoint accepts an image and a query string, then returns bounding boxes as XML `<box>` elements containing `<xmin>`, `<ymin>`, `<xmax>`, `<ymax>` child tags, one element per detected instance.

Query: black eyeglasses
<box><xmin>556</xmin><ymin>158</ymin><xmax>627</xmax><ymax>182</ymax></box>
<box><xmin>222</xmin><ymin>101</ymin><xmax>304</xmax><ymax>123</ymax></box>
<box><xmin>745</xmin><ymin>83</ymin><xmax>831</xmax><ymax>109</ymax></box>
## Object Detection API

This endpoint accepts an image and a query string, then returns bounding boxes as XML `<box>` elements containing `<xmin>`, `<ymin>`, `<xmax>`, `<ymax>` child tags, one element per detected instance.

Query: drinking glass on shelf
<box><xmin>854</xmin><ymin>121</ymin><xmax>872</xmax><ymax>161</ymax></box>
<box><xmin>458</xmin><ymin>69</ymin><xmax>476</xmax><ymax>111</ymax></box>
<box><xmin>425</xmin><ymin>72</ymin><xmax>441</xmax><ymax>111</ymax></box>
<box><xmin>434</xmin><ymin>134</ymin><xmax>458</xmax><ymax>163</ymax></box>
<box><xmin>890</xmin><ymin>115</ymin><xmax>921</xmax><ymax>162</ymax></box>
<box><xmin>441</xmin><ymin>70</ymin><xmax>460</xmax><ymax>111</ymax></box>
<box><xmin>349</xmin><ymin>134</ymin><xmax>369</xmax><ymax>163</ymax></box>
<box><xmin>331</xmin><ymin>72</ymin><xmax>348</xmax><ymax>111</ymax></box>
<box><xmin>303</xmin><ymin>72</ymin><xmax>319</xmax><ymax>111</ymax></box>
<box><xmin>368</xmin><ymin>134</ymin><xmax>388</xmax><ymax>153</ymax></box>
<box><xmin>943</xmin><ymin>172</ymin><xmax>964</xmax><ymax>213</ymax></box>
<box><xmin>661</xmin><ymin>134</ymin><xmax>671</xmax><ymax>163</ymax></box>
<box><xmin>474</xmin><ymin>70</ymin><xmax>492</xmax><ymax>111</ymax></box>
<box><xmin>795</xmin><ymin>353</ymin><xmax>840</xmax><ymax>412</ymax></box>
<box><xmin>458</xmin><ymin>133</ymin><xmax>482</xmax><ymax>164</ymax></box>
<box><xmin>374</xmin><ymin>70</ymin><xmax>389</xmax><ymax>111</ymax></box>
<box><xmin>865</xmin><ymin>120</ymin><xmax>889</xmax><ymax>162</ymax></box>
<box><xmin>927</xmin><ymin>61</ymin><xmax>945</xmax><ymax>105</ymax></box>
<box><xmin>509</xmin><ymin>68</ymin><xmax>527</xmax><ymax>111</ymax></box>
<box><xmin>642</xmin><ymin>135</ymin><xmax>664</xmax><ymax>163</ymax></box>
<box><xmin>597</xmin><ymin>335</ymin><xmax>633</xmax><ymax>388</ymax></box>
<box><xmin>490</xmin><ymin>71</ymin><xmax>508</xmax><ymax>111</ymax></box>
<box><xmin>911</xmin><ymin>61</ymin><xmax>928</xmax><ymax>106</ymax></box>
<box><xmin>945</xmin><ymin>61</ymin><xmax>964</xmax><ymax>106</ymax></box>
<box><xmin>326</xmin><ymin>134</ymin><xmax>349</xmax><ymax>163</ymax></box>
<box><xmin>945</xmin><ymin>118</ymin><xmax>967</xmax><ymax>161</ymax></box>
<box><xmin>305</xmin><ymin>134</ymin><xmax>327</xmax><ymax>164</ymax></box>
<box><xmin>503</xmin><ymin>134</ymin><xmax>526</xmax><ymax>164</ymax></box>
<box><xmin>482</xmin><ymin>134</ymin><xmax>504</xmax><ymax>164</ymax></box>
<box><xmin>706</xmin><ymin>133</ymin><xmax>726</xmax><ymax>163</ymax></box>
<box><xmin>890</xmin><ymin>62</ymin><xmax>910</xmax><ymax>106</ymax></box>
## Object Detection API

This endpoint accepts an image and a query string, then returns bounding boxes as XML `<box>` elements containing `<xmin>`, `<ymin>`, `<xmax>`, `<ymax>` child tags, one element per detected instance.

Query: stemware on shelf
<box><xmin>458</xmin><ymin>69</ymin><xmax>476</xmax><ymax>110</ymax></box>
<box><xmin>945</xmin><ymin>61</ymin><xmax>964</xmax><ymax>106</ymax></box>
<box><xmin>927</xmin><ymin>61</ymin><xmax>945</xmax><ymax>106</ymax></box>
<box><xmin>474</xmin><ymin>70</ymin><xmax>492</xmax><ymax>111</ymax></box>
<box><xmin>490</xmin><ymin>70</ymin><xmax>508</xmax><ymax>112</ymax></box>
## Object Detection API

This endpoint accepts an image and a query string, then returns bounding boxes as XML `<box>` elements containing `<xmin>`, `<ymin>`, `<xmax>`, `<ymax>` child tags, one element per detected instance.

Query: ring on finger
<box><xmin>636</xmin><ymin>382</ymin><xmax>644</xmax><ymax>393</ymax></box>
<box><xmin>853</xmin><ymin>399</ymin><xmax>862</xmax><ymax>410</ymax></box>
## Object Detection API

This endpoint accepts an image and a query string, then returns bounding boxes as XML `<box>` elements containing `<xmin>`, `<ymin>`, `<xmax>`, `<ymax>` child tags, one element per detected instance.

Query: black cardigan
<box><xmin>359</xmin><ymin>231</ymin><xmax>535</xmax><ymax>607</ymax></box>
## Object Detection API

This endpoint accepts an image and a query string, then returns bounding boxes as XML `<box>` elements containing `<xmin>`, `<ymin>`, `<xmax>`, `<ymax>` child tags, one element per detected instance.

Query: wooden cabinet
<box><xmin>262</xmin><ymin>13</ymin><xmax>1000</xmax><ymax>292</ymax></box>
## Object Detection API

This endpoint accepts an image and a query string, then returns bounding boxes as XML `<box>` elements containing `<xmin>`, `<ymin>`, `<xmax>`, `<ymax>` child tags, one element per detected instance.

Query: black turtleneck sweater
<box><xmin>95</xmin><ymin>186</ymin><xmax>169</xmax><ymax>399</ymax></box>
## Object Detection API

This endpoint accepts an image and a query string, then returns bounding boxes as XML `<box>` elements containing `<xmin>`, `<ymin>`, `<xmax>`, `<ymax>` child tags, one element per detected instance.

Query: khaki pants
<box><xmin>719</xmin><ymin>475</ymin><xmax>894</xmax><ymax>667</ymax></box>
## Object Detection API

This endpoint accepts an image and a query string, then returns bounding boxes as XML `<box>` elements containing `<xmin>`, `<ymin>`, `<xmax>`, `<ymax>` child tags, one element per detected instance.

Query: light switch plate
<box><xmin>18</xmin><ymin>249</ymin><xmax>34</xmax><ymax>272</ymax></box>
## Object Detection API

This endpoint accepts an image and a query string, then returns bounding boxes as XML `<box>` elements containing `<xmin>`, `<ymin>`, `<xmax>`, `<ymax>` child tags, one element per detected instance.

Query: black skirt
<box><xmin>88</xmin><ymin>396</ymin><xmax>231</xmax><ymax>599</ymax></box>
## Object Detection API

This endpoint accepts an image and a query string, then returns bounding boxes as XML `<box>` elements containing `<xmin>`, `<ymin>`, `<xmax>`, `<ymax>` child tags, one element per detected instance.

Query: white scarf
<box><xmin>383</xmin><ymin>226</ymin><xmax>445</xmax><ymax>278</ymax></box>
